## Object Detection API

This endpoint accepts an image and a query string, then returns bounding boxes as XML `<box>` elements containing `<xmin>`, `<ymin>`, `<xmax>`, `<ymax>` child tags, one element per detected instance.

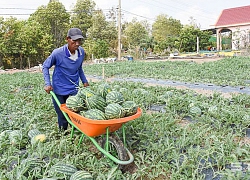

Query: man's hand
<box><xmin>44</xmin><ymin>85</ymin><xmax>53</xmax><ymax>94</ymax></box>
<box><xmin>83</xmin><ymin>82</ymin><xmax>89</xmax><ymax>87</ymax></box>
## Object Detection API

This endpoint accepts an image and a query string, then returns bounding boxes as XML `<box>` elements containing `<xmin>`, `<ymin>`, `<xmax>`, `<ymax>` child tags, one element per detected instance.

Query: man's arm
<box><xmin>42</xmin><ymin>52</ymin><xmax>56</xmax><ymax>93</ymax></box>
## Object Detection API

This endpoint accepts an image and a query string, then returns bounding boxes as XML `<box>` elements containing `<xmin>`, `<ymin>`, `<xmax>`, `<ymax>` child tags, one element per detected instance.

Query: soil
<box><xmin>3</xmin><ymin>57</ymin><xmax>250</xmax><ymax>176</ymax></box>
<box><xmin>0</xmin><ymin>57</ymin><xmax>234</xmax><ymax>98</ymax></box>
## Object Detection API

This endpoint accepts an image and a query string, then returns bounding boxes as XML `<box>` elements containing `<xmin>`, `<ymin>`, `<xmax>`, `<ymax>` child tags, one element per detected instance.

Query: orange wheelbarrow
<box><xmin>50</xmin><ymin>91</ymin><xmax>142</xmax><ymax>167</ymax></box>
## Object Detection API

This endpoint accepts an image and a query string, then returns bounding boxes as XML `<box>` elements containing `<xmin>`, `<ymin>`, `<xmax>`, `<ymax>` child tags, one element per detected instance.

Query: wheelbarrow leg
<box><xmin>78</xmin><ymin>134</ymin><xmax>85</xmax><ymax>147</ymax></box>
<box><xmin>70</xmin><ymin>126</ymin><xmax>75</xmax><ymax>139</ymax></box>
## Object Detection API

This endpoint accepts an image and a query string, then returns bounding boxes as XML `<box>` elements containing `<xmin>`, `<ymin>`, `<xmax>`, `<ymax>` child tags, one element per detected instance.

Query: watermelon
<box><xmin>77</xmin><ymin>87</ymin><xmax>96</xmax><ymax>100</ymax></box>
<box><xmin>66</xmin><ymin>95</ymin><xmax>85</xmax><ymax>112</ymax></box>
<box><xmin>106</xmin><ymin>91</ymin><xmax>124</xmax><ymax>105</ymax></box>
<box><xmin>105</xmin><ymin>103</ymin><xmax>125</xmax><ymax>119</ymax></box>
<box><xmin>122</xmin><ymin>101</ymin><xmax>138</xmax><ymax>116</ymax></box>
<box><xmin>9</xmin><ymin>130</ymin><xmax>22</xmax><ymax>145</ymax></box>
<box><xmin>70</xmin><ymin>170</ymin><xmax>93</xmax><ymax>180</ymax></box>
<box><xmin>97</xmin><ymin>83</ymin><xmax>112</xmax><ymax>98</ymax></box>
<box><xmin>79</xmin><ymin>110</ymin><xmax>86</xmax><ymax>117</ymax></box>
<box><xmin>113</xmin><ymin>84</ymin><xmax>121</xmax><ymax>91</ymax></box>
<box><xmin>85</xmin><ymin>95</ymin><xmax>107</xmax><ymax>112</ymax></box>
<box><xmin>141</xmin><ymin>90</ymin><xmax>149</xmax><ymax>96</ymax></box>
<box><xmin>28</xmin><ymin>129</ymin><xmax>46</xmax><ymax>144</ymax></box>
<box><xmin>84</xmin><ymin>109</ymin><xmax>106</xmax><ymax>120</ymax></box>
<box><xmin>132</xmin><ymin>88</ymin><xmax>142</xmax><ymax>95</ymax></box>
<box><xmin>31</xmin><ymin>134</ymin><xmax>46</xmax><ymax>144</ymax></box>
<box><xmin>189</xmin><ymin>106</ymin><xmax>202</xmax><ymax>116</ymax></box>
<box><xmin>21</xmin><ymin>158</ymin><xmax>45</xmax><ymax>173</ymax></box>
<box><xmin>119</xmin><ymin>87</ymin><xmax>128</xmax><ymax>94</ymax></box>
<box><xmin>158</xmin><ymin>91</ymin><xmax>173</xmax><ymax>103</ymax></box>
<box><xmin>49</xmin><ymin>163</ymin><xmax>78</xmax><ymax>177</ymax></box>
<box><xmin>164</xmin><ymin>91</ymin><xmax>173</xmax><ymax>98</ymax></box>
<box><xmin>28</xmin><ymin>129</ymin><xmax>42</xmax><ymax>139</ymax></box>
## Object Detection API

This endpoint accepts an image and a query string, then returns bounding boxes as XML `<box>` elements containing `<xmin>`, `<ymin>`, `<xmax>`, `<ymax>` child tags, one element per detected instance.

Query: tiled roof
<box><xmin>215</xmin><ymin>5</ymin><xmax>250</xmax><ymax>27</ymax></box>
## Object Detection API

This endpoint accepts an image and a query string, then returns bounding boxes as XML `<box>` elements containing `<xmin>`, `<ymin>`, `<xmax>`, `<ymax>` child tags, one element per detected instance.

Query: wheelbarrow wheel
<box><xmin>101</xmin><ymin>134</ymin><xmax>129</xmax><ymax>171</ymax></box>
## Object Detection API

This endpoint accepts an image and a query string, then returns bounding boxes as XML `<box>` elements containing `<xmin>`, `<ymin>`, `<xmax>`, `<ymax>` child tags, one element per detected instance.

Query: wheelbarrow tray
<box><xmin>60</xmin><ymin>104</ymin><xmax>142</xmax><ymax>137</ymax></box>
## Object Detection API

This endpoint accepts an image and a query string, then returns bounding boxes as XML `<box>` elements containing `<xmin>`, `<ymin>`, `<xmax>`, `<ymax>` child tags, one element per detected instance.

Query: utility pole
<box><xmin>117</xmin><ymin>0</ymin><xmax>121</xmax><ymax>61</ymax></box>
<box><xmin>197</xmin><ymin>36</ymin><xmax>199</xmax><ymax>54</ymax></box>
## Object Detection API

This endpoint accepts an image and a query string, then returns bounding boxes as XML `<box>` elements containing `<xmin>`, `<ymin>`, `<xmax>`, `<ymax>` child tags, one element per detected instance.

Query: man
<box><xmin>42</xmin><ymin>28</ymin><xmax>89</xmax><ymax>131</ymax></box>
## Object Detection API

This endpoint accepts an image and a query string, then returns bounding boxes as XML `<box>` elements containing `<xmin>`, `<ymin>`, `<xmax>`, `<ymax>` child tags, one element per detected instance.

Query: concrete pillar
<box><xmin>216</xmin><ymin>29</ymin><xmax>221</xmax><ymax>51</ymax></box>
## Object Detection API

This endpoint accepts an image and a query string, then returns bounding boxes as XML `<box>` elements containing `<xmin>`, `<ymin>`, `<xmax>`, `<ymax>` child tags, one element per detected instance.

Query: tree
<box><xmin>0</xmin><ymin>17</ymin><xmax>5</xmax><ymax>68</ymax></box>
<box><xmin>123</xmin><ymin>18</ymin><xmax>149</xmax><ymax>58</ymax></box>
<box><xmin>86</xmin><ymin>10</ymin><xmax>117</xmax><ymax>58</ymax></box>
<box><xmin>152</xmin><ymin>14</ymin><xmax>182</xmax><ymax>53</ymax></box>
<box><xmin>70</xmin><ymin>0</ymin><xmax>96</xmax><ymax>39</ymax></box>
<box><xmin>16</xmin><ymin>20</ymin><xmax>53</xmax><ymax>68</ymax></box>
<box><xmin>92</xmin><ymin>40</ymin><xmax>109</xmax><ymax>58</ymax></box>
<box><xmin>177</xmin><ymin>25</ymin><xmax>212</xmax><ymax>52</ymax></box>
<box><xmin>29</xmin><ymin>1</ymin><xmax>70</xmax><ymax>49</ymax></box>
<box><xmin>0</xmin><ymin>17</ymin><xmax>23</xmax><ymax>69</ymax></box>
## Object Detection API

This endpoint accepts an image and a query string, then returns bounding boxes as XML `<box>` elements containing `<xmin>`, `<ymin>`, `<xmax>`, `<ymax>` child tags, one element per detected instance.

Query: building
<box><xmin>213</xmin><ymin>5</ymin><xmax>250</xmax><ymax>51</ymax></box>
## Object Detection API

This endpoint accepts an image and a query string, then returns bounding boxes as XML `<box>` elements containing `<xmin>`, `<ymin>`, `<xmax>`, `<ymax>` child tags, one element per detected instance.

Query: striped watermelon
<box><xmin>70</xmin><ymin>170</ymin><xmax>93</xmax><ymax>180</ymax></box>
<box><xmin>79</xmin><ymin>110</ymin><xmax>86</xmax><ymax>117</ymax></box>
<box><xmin>190</xmin><ymin>106</ymin><xmax>202</xmax><ymax>116</ymax></box>
<box><xmin>106</xmin><ymin>91</ymin><xmax>124</xmax><ymax>105</ymax></box>
<box><xmin>21</xmin><ymin>158</ymin><xmax>45</xmax><ymax>173</ymax></box>
<box><xmin>113</xmin><ymin>84</ymin><xmax>121</xmax><ymax>91</ymax></box>
<box><xmin>122</xmin><ymin>101</ymin><xmax>138</xmax><ymax>116</ymax></box>
<box><xmin>119</xmin><ymin>87</ymin><xmax>128</xmax><ymax>94</ymax></box>
<box><xmin>28</xmin><ymin>129</ymin><xmax>42</xmax><ymax>139</ymax></box>
<box><xmin>9</xmin><ymin>130</ymin><xmax>22</xmax><ymax>145</ymax></box>
<box><xmin>97</xmin><ymin>83</ymin><xmax>112</xmax><ymax>99</ymax></box>
<box><xmin>84</xmin><ymin>109</ymin><xmax>106</xmax><ymax>120</ymax></box>
<box><xmin>31</xmin><ymin>134</ymin><xmax>46</xmax><ymax>144</ymax></box>
<box><xmin>105</xmin><ymin>103</ymin><xmax>126</xmax><ymax>119</ymax></box>
<box><xmin>85</xmin><ymin>95</ymin><xmax>107</xmax><ymax>112</ymax></box>
<box><xmin>66</xmin><ymin>95</ymin><xmax>85</xmax><ymax>112</ymax></box>
<box><xmin>77</xmin><ymin>87</ymin><xmax>96</xmax><ymax>100</ymax></box>
<box><xmin>158</xmin><ymin>91</ymin><xmax>173</xmax><ymax>103</ymax></box>
<box><xmin>132</xmin><ymin>88</ymin><xmax>142</xmax><ymax>95</ymax></box>
<box><xmin>49</xmin><ymin>163</ymin><xmax>78</xmax><ymax>177</ymax></box>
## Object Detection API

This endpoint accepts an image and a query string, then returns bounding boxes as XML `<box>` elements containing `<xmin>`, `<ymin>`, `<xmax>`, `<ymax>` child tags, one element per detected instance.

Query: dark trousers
<box><xmin>52</xmin><ymin>94</ymin><xmax>69</xmax><ymax>130</ymax></box>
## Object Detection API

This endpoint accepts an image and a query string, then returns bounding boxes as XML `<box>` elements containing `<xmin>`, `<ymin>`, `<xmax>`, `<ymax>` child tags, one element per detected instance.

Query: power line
<box><xmin>121</xmin><ymin>9</ymin><xmax>155</xmax><ymax>22</ymax></box>
<box><xmin>137</xmin><ymin>0</ymin><xmax>213</xmax><ymax>20</ymax></box>
<box><xmin>0</xmin><ymin>8</ymin><xmax>36</xmax><ymax>10</ymax></box>
<box><xmin>135</xmin><ymin>0</ymin><xmax>215</xmax><ymax>28</ymax></box>
<box><xmin>0</xmin><ymin>8</ymin><xmax>112</xmax><ymax>16</ymax></box>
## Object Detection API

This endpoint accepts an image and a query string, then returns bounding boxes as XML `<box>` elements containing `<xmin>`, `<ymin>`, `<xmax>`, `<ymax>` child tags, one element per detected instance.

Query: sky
<box><xmin>0</xmin><ymin>0</ymin><xmax>250</xmax><ymax>30</ymax></box>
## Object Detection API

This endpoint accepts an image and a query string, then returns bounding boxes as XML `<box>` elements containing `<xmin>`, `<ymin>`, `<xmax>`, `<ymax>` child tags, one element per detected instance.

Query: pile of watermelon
<box><xmin>66</xmin><ymin>83</ymin><xmax>138</xmax><ymax>120</ymax></box>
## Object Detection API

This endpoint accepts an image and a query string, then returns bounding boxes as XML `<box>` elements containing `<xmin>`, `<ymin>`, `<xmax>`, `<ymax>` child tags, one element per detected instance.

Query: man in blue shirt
<box><xmin>42</xmin><ymin>28</ymin><xmax>89</xmax><ymax>131</ymax></box>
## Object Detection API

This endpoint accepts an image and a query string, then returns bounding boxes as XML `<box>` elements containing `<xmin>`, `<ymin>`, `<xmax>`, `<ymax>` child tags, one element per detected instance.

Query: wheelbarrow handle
<box><xmin>50</xmin><ymin>91</ymin><xmax>81</xmax><ymax>132</ymax></box>
<box><xmin>50</xmin><ymin>91</ymin><xmax>61</xmax><ymax>107</ymax></box>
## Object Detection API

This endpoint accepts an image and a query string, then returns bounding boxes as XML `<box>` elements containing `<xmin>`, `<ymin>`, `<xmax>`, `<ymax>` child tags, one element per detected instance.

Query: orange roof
<box><xmin>215</xmin><ymin>5</ymin><xmax>250</xmax><ymax>27</ymax></box>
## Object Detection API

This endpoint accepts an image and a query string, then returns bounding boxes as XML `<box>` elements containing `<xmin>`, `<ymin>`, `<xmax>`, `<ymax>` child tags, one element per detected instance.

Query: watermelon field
<box><xmin>1</xmin><ymin>57</ymin><xmax>250</xmax><ymax>179</ymax></box>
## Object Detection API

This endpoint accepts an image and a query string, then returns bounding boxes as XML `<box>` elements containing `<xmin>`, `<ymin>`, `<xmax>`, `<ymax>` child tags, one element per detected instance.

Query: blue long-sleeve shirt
<box><xmin>42</xmin><ymin>44</ymin><xmax>88</xmax><ymax>95</ymax></box>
